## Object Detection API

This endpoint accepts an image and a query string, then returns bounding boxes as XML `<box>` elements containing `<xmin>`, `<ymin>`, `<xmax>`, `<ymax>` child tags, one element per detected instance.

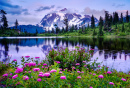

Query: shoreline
<box><xmin>0</xmin><ymin>35</ymin><xmax>130</xmax><ymax>38</ymax></box>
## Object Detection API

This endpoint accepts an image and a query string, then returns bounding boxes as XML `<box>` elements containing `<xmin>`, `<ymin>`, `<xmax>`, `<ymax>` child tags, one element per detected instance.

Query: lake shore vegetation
<box><xmin>0</xmin><ymin>47</ymin><xmax>130</xmax><ymax>88</ymax></box>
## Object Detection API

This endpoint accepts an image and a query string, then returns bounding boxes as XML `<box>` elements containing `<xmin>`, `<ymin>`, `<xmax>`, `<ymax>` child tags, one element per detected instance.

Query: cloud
<box><xmin>7</xmin><ymin>14</ymin><xmax>41</xmax><ymax>27</ymax></box>
<box><xmin>116</xmin><ymin>10</ymin><xmax>130</xmax><ymax>16</ymax></box>
<box><xmin>0</xmin><ymin>0</ymin><xmax>30</xmax><ymax>15</ymax></box>
<box><xmin>112</xmin><ymin>3</ymin><xmax>125</xmax><ymax>8</ymax></box>
<box><xmin>82</xmin><ymin>7</ymin><xmax>105</xmax><ymax>19</ymax></box>
<box><xmin>35</xmin><ymin>5</ymin><xmax>55</xmax><ymax>12</ymax></box>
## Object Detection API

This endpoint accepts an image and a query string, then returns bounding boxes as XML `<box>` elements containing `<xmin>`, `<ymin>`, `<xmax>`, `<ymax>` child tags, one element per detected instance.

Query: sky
<box><xmin>0</xmin><ymin>0</ymin><xmax>130</xmax><ymax>26</ymax></box>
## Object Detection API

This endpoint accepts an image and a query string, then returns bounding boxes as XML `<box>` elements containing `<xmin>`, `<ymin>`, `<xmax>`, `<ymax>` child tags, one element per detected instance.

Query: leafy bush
<box><xmin>119</xmin><ymin>32</ymin><xmax>127</xmax><ymax>36</ymax></box>
<box><xmin>0</xmin><ymin>48</ymin><xmax>130</xmax><ymax>88</ymax></box>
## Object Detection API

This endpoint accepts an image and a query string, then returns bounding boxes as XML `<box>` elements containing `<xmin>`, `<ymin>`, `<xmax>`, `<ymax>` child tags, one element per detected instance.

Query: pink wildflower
<box><xmin>50</xmin><ymin>69</ymin><xmax>57</xmax><ymax>73</ymax></box>
<box><xmin>45</xmin><ymin>67</ymin><xmax>48</xmax><ymax>68</ymax></box>
<box><xmin>81</xmin><ymin>71</ymin><xmax>84</xmax><ymax>73</ymax></box>
<box><xmin>77</xmin><ymin>71</ymin><xmax>80</xmax><ymax>73</ymax></box>
<box><xmin>15</xmin><ymin>68</ymin><xmax>23</xmax><ymax>73</ymax></box>
<box><xmin>23</xmin><ymin>76</ymin><xmax>29</xmax><ymax>80</ymax></box>
<box><xmin>83</xmin><ymin>61</ymin><xmax>86</xmax><ymax>63</ymax></box>
<box><xmin>2</xmin><ymin>73</ymin><xmax>8</xmax><ymax>77</ymax></box>
<box><xmin>39</xmin><ymin>72</ymin><xmax>44</xmax><ymax>74</ymax></box>
<box><xmin>55</xmin><ymin>61</ymin><xmax>60</xmax><ymax>64</ymax></box>
<box><xmin>72</xmin><ymin>67</ymin><xmax>75</xmax><ymax>69</ymax></box>
<box><xmin>77</xmin><ymin>76</ymin><xmax>81</xmax><ymax>79</ymax></box>
<box><xmin>89</xmin><ymin>72</ymin><xmax>92</xmax><ymax>74</ymax></box>
<box><xmin>37</xmin><ymin>78</ymin><xmax>42</xmax><ymax>82</ymax></box>
<box><xmin>93</xmin><ymin>73</ymin><xmax>96</xmax><ymax>76</ymax></box>
<box><xmin>33</xmin><ymin>68</ymin><xmax>40</xmax><ymax>72</ymax></box>
<box><xmin>109</xmin><ymin>82</ymin><xmax>114</xmax><ymax>85</ymax></box>
<box><xmin>38</xmin><ymin>74</ymin><xmax>43</xmax><ymax>77</ymax></box>
<box><xmin>27</xmin><ymin>62</ymin><xmax>36</xmax><ymax>67</ymax></box>
<box><xmin>12</xmin><ymin>74</ymin><xmax>18</xmax><ymax>79</ymax></box>
<box><xmin>44</xmin><ymin>73</ymin><xmax>50</xmax><ymax>77</ymax></box>
<box><xmin>107</xmin><ymin>71</ymin><xmax>112</xmax><ymax>74</ymax></box>
<box><xmin>84</xmin><ymin>65</ymin><xmax>87</xmax><ymax>67</ymax></box>
<box><xmin>59</xmin><ymin>71</ymin><xmax>62</xmax><ymax>74</ymax></box>
<box><xmin>76</xmin><ymin>63</ymin><xmax>80</xmax><ymax>66</ymax></box>
<box><xmin>28</xmin><ymin>71</ymin><xmax>31</xmax><ymax>73</ymax></box>
<box><xmin>35</xmin><ymin>57</ymin><xmax>40</xmax><ymax>59</ymax></box>
<box><xmin>42</xmin><ymin>66</ymin><xmax>44</xmax><ymax>68</ymax></box>
<box><xmin>90</xmin><ymin>87</ymin><xmax>93</xmax><ymax>88</ymax></box>
<box><xmin>25</xmin><ymin>56</ymin><xmax>30</xmax><ymax>58</ymax></box>
<box><xmin>60</xmin><ymin>76</ymin><xmax>66</xmax><ymax>79</ymax></box>
<box><xmin>16</xmin><ymin>82</ymin><xmax>21</xmax><ymax>85</ymax></box>
<box><xmin>10</xmin><ymin>73</ymin><xmax>12</xmax><ymax>76</ymax></box>
<box><xmin>98</xmin><ymin>75</ymin><xmax>104</xmax><ymax>78</ymax></box>
<box><xmin>13</xmin><ymin>59</ymin><xmax>17</xmax><ymax>61</ymax></box>
<box><xmin>43</xmin><ymin>63</ymin><xmax>47</xmax><ymax>66</ymax></box>
<box><xmin>121</xmin><ymin>78</ymin><xmax>126</xmax><ymax>81</ymax></box>
<box><xmin>98</xmin><ymin>66</ymin><xmax>101</xmax><ymax>67</ymax></box>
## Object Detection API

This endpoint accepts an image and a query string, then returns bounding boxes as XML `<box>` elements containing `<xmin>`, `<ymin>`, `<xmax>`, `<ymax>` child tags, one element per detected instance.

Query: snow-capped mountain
<box><xmin>38</xmin><ymin>8</ymin><xmax>98</xmax><ymax>30</ymax></box>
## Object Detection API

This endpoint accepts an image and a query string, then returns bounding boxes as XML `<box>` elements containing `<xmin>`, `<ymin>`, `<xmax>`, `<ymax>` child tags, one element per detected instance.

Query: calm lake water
<box><xmin>0</xmin><ymin>37</ymin><xmax>130</xmax><ymax>73</ymax></box>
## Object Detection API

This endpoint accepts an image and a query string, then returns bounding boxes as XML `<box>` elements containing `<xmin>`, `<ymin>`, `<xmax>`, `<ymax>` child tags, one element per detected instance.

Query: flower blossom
<box><xmin>23</xmin><ymin>76</ymin><xmax>29</xmax><ymax>80</ymax></box>
<box><xmin>109</xmin><ymin>82</ymin><xmax>114</xmax><ymax>85</ymax></box>
<box><xmin>98</xmin><ymin>75</ymin><xmax>104</xmax><ymax>78</ymax></box>
<box><xmin>60</xmin><ymin>76</ymin><xmax>66</xmax><ymax>79</ymax></box>
<box><xmin>15</xmin><ymin>68</ymin><xmax>23</xmax><ymax>73</ymax></box>
<box><xmin>33</xmin><ymin>68</ymin><xmax>40</xmax><ymax>72</ymax></box>
<box><xmin>12</xmin><ymin>74</ymin><xmax>18</xmax><ymax>79</ymax></box>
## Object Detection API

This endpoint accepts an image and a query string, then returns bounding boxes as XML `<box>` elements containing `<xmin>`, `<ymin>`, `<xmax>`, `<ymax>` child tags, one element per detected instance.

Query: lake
<box><xmin>0</xmin><ymin>37</ymin><xmax>130</xmax><ymax>73</ymax></box>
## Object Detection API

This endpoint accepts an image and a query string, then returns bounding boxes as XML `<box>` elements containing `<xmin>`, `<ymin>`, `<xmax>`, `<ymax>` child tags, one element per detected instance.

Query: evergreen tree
<box><xmin>15</xmin><ymin>19</ymin><xmax>19</xmax><ymax>29</ymax></box>
<box><xmin>93</xmin><ymin>28</ymin><xmax>96</xmax><ymax>36</ymax></box>
<box><xmin>110</xmin><ymin>15</ymin><xmax>113</xmax><ymax>25</ymax></box>
<box><xmin>104</xmin><ymin>11</ymin><xmax>111</xmax><ymax>30</ymax></box>
<box><xmin>126</xmin><ymin>10</ymin><xmax>129</xmax><ymax>23</ymax></box>
<box><xmin>54</xmin><ymin>24</ymin><xmax>57</xmax><ymax>34</ymax></box>
<box><xmin>63</xmin><ymin>17</ymin><xmax>69</xmax><ymax>32</ymax></box>
<box><xmin>36</xmin><ymin>29</ymin><xmax>38</xmax><ymax>35</ymax></box>
<box><xmin>113</xmin><ymin>12</ymin><xmax>119</xmax><ymax>24</ymax></box>
<box><xmin>120</xmin><ymin>13</ymin><xmax>123</xmax><ymax>23</ymax></box>
<box><xmin>61</xmin><ymin>27</ymin><xmax>65</xmax><ymax>33</ymax></box>
<box><xmin>74</xmin><ymin>25</ymin><xmax>78</xmax><ymax>31</ymax></box>
<box><xmin>70</xmin><ymin>25</ymin><xmax>74</xmax><ymax>32</ymax></box>
<box><xmin>99</xmin><ymin>16</ymin><xmax>103</xmax><ymax>27</ymax></box>
<box><xmin>87</xmin><ymin>23</ymin><xmax>89</xmax><ymax>29</ymax></box>
<box><xmin>91</xmin><ymin>15</ymin><xmax>95</xmax><ymax>29</ymax></box>
<box><xmin>122</xmin><ymin>23</ymin><xmax>125</xmax><ymax>32</ymax></box>
<box><xmin>98</xmin><ymin>25</ymin><xmax>103</xmax><ymax>36</ymax></box>
<box><xmin>51</xmin><ymin>28</ymin><xmax>55</xmax><ymax>33</ymax></box>
<box><xmin>56</xmin><ymin>27</ymin><xmax>60</xmax><ymax>34</ymax></box>
<box><xmin>2</xmin><ymin>14</ymin><xmax>8</xmax><ymax>28</ymax></box>
<box><xmin>0</xmin><ymin>10</ymin><xmax>7</xmax><ymax>28</ymax></box>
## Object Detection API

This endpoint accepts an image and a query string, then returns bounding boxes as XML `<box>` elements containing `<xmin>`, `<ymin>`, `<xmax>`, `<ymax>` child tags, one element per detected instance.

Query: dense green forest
<box><xmin>0</xmin><ymin>9</ymin><xmax>130</xmax><ymax>37</ymax></box>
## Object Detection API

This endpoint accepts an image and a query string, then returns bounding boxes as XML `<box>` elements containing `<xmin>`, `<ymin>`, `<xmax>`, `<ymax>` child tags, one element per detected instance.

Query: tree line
<box><xmin>0</xmin><ymin>9</ymin><xmax>129</xmax><ymax>36</ymax></box>
<box><xmin>45</xmin><ymin>10</ymin><xmax>129</xmax><ymax>36</ymax></box>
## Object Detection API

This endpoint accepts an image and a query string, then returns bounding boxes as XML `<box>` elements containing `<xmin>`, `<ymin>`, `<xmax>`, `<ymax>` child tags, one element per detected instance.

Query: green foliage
<box><xmin>1</xmin><ymin>48</ymin><xmax>130</xmax><ymax>88</ymax></box>
<box><xmin>91</xmin><ymin>15</ymin><xmax>95</xmax><ymax>29</ymax></box>
<box><xmin>122</xmin><ymin>23</ymin><xmax>125</xmax><ymax>32</ymax></box>
<box><xmin>47</xmin><ymin>47</ymin><xmax>91</xmax><ymax>70</ymax></box>
<box><xmin>119</xmin><ymin>32</ymin><xmax>127</xmax><ymax>36</ymax></box>
<box><xmin>126</xmin><ymin>11</ymin><xmax>129</xmax><ymax>23</ymax></box>
<box><xmin>98</xmin><ymin>26</ymin><xmax>103</xmax><ymax>36</ymax></box>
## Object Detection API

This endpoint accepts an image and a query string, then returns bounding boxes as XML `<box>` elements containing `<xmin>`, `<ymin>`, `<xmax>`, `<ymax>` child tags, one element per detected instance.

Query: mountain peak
<box><xmin>60</xmin><ymin>8</ymin><xmax>67</xmax><ymax>12</ymax></box>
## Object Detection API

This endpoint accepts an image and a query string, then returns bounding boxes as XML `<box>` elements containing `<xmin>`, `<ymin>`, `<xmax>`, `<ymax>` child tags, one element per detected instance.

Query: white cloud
<box><xmin>82</xmin><ymin>7</ymin><xmax>106</xmax><ymax>19</ymax></box>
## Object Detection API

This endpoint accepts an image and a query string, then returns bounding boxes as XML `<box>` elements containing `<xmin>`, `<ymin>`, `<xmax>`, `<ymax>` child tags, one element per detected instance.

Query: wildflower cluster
<box><xmin>1</xmin><ymin>48</ymin><xmax>130</xmax><ymax>88</ymax></box>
